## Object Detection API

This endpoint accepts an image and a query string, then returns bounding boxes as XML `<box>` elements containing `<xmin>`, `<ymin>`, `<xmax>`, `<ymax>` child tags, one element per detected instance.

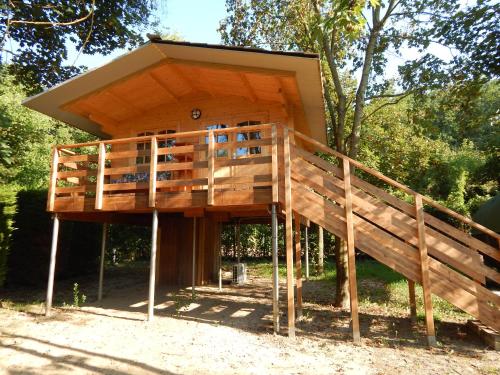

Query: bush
<box><xmin>0</xmin><ymin>185</ymin><xmax>17</xmax><ymax>287</ymax></box>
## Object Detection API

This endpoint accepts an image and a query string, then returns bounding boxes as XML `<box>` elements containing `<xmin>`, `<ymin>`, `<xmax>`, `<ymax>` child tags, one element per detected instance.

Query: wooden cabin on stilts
<box><xmin>23</xmin><ymin>37</ymin><xmax>500</xmax><ymax>345</ymax></box>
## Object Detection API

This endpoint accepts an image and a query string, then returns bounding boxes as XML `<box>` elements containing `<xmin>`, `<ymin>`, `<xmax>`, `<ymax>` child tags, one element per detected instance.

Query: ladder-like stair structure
<box><xmin>281</xmin><ymin>127</ymin><xmax>500</xmax><ymax>339</ymax></box>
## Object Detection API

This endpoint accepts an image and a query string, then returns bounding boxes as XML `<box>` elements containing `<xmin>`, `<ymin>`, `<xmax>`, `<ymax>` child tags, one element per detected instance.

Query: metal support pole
<box><xmin>98</xmin><ymin>223</ymin><xmax>108</xmax><ymax>301</ymax></box>
<box><xmin>45</xmin><ymin>214</ymin><xmax>60</xmax><ymax>316</ymax></box>
<box><xmin>218</xmin><ymin>239</ymin><xmax>222</xmax><ymax>292</ymax></box>
<box><xmin>192</xmin><ymin>217</ymin><xmax>197</xmax><ymax>299</ymax></box>
<box><xmin>148</xmin><ymin>209</ymin><xmax>159</xmax><ymax>321</ymax></box>
<box><xmin>271</xmin><ymin>204</ymin><xmax>280</xmax><ymax>334</ymax></box>
<box><xmin>305</xmin><ymin>226</ymin><xmax>309</xmax><ymax>281</ymax></box>
<box><xmin>236</xmin><ymin>221</ymin><xmax>241</xmax><ymax>264</ymax></box>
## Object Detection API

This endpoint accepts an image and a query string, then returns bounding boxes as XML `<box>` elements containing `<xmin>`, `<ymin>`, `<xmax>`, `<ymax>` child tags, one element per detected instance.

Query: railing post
<box><xmin>95</xmin><ymin>142</ymin><xmax>106</xmax><ymax>210</ymax></box>
<box><xmin>271</xmin><ymin>124</ymin><xmax>279</xmax><ymax>203</ymax></box>
<box><xmin>283</xmin><ymin>127</ymin><xmax>295</xmax><ymax>338</ymax></box>
<box><xmin>207</xmin><ymin>130</ymin><xmax>215</xmax><ymax>205</ymax></box>
<box><xmin>47</xmin><ymin>147</ymin><xmax>59</xmax><ymax>212</ymax></box>
<box><xmin>415</xmin><ymin>193</ymin><xmax>436</xmax><ymax>346</ymax></box>
<box><xmin>149</xmin><ymin>136</ymin><xmax>158</xmax><ymax>207</ymax></box>
<box><xmin>343</xmin><ymin>158</ymin><xmax>361</xmax><ymax>344</ymax></box>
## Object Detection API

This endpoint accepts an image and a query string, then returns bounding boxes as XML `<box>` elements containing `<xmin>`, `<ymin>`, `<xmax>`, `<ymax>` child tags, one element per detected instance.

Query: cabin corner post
<box><xmin>45</xmin><ymin>213</ymin><xmax>60</xmax><ymax>316</ymax></box>
<box><xmin>271</xmin><ymin>203</ymin><xmax>280</xmax><ymax>334</ymax></box>
<box><xmin>343</xmin><ymin>159</ymin><xmax>361</xmax><ymax>344</ymax></box>
<box><xmin>415</xmin><ymin>194</ymin><xmax>436</xmax><ymax>346</ymax></box>
<box><xmin>148</xmin><ymin>209</ymin><xmax>159</xmax><ymax>321</ymax></box>
<box><xmin>293</xmin><ymin>211</ymin><xmax>303</xmax><ymax>320</ymax></box>
<box><xmin>98</xmin><ymin>223</ymin><xmax>108</xmax><ymax>301</ymax></box>
<box><xmin>283</xmin><ymin>127</ymin><xmax>296</xmax><ymax>338</ymax></box>
<box><xmin>47</xmin><ymin>146</ymin><xmax>59</xmax><ymax>212</ymax></box>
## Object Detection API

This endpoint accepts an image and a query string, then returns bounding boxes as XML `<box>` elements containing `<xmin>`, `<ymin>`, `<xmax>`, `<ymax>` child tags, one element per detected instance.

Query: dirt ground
<box><xmin>1</xmin><ymin>266</ymin><xmax>499</xmax><ymax>375</ymax></box>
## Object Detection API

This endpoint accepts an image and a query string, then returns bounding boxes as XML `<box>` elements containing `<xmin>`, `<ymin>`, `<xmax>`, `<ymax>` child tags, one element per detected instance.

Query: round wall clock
<box><xmin>191</xmin><ymin>108</ymin><xmax>202</xmax><ymax>120</ymax></box>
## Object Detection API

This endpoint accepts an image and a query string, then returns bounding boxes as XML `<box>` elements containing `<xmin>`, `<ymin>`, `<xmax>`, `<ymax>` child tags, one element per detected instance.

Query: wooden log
<box><xmin>149</xmin><ymin>137</ymin><xmax>158</xmax><ymax>207</ymax></box>
<box><xmin>284</xmin><ymin>127</ymin><xmax>295</xmax><ymax>338</ymax></box>
<box><xmin>294</xmin><ymin>211</ymin><xmax>303</xmax><ymax>319</ymax></box>
<box><xmin>343</xmin><ymin>159</ymin><xmax>361</xmax><ymax>344</ymax></box>
<box><xmin>415</xmin><ymin>194</ymin><xmax>436</xmax><ymax>346</ymax></box>
<box><xmin>95</xmin><ymin>142</ymin><xmax>106</xmax><ymax>210</ymax></box>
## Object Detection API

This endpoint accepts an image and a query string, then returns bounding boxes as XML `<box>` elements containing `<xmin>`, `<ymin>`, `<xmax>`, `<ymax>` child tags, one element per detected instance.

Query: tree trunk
<box><xmin>334</xmin><ymin>236</ymin><xmax>350</xmax><ymax>308</ymax></box>
<box><xmin>317</xmin><ymin>225</ymin><xmax>324</xmax><ymax>274</ymax></box>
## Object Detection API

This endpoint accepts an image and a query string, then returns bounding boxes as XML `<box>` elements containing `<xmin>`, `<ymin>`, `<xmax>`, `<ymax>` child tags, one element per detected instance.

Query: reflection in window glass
<box><xmin>236</xmin><ymin>120</ymin><xmax>261</xmax><ymax>156</ymax></box>
<box><xmin>206</xmin><ymin>124</ymin><xmax>228</xmax><ymax>157</ymax></box>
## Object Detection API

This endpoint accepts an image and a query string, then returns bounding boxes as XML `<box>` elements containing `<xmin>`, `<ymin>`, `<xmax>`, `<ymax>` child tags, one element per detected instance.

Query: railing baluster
<box><xmin>149</xmin><ymin>136</ymin><xmax>158</xmax><ymax>207</ymax></box>
<box><xmin>95</xmin><ymin>142</ymin><xmax>106</xmax><ymax>210</ymax></box>
<box><xmin>415</xmin><ymin>193</ymin><xmax>436</xmax><ymax>346</ymax></box>
<box><xmin>47</xmin><ymin>147</ymin><xmax>59</xmax><ymax>212</ymax></box>
<box><xmin>207</xmin><ymin>130</ymin><xmax>215</xmax><ymax>205</ymax></box>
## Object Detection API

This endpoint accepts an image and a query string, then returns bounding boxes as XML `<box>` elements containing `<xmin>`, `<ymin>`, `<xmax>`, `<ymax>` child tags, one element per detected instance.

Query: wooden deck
<box><xmin>48</xmin><ymin>123</ymin><xmax>282</xmax><ymax>214</ymax></box>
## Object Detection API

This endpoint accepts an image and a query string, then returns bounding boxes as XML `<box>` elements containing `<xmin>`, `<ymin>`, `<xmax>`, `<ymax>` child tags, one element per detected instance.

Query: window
<box><xmin>136</xmin><ymin>131</ymin><xmax>154</xmax><ymax>164</ymax></box>
<box><xmin>206</xmin><ymin>124</ymin><xmax>228</xmax><ymax>158</ymax></box>
<box><xmin>158</xmin><ymin>129</ymin><xmax>176</xmax><ymax>163</ymax></box>
<box><xmin>236</xmin><ymin>120</ymin><xmax>261</xmax><ymax>156</ymax></box>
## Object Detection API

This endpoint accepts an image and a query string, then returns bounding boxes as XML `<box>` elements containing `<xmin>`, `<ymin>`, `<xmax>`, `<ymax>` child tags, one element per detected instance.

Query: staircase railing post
<box><xmin>415</xmin><ymin>193</ymin><xmax>436</xmax><ymax>346</ymax></box>
<box><xmin>284</xmin><ymin>127</ymin><xmax>295</xmax><ymax>338</ymax></box>
<box><xmin>343</xmin><ymin>158</ymin><xmax>361</xmax><ymax>344</ymax></box>
<box><xmin>47</xmin><ymin>147</ymin><xmax>59</xmax><ymax>212</ymax></box>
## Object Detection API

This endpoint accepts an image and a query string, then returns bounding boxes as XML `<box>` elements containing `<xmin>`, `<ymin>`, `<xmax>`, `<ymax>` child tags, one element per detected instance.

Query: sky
<box><xmin>69</xmin><ymin>0</ymin><xmax>227</xmax><ymax>68</ymax></box>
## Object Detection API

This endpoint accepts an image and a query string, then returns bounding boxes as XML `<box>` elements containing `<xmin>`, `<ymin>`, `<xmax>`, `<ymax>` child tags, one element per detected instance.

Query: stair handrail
<box><xmin>287</xmin><ymin>126</ymin><xmax>500</xmax><ymax>242</ymax></box>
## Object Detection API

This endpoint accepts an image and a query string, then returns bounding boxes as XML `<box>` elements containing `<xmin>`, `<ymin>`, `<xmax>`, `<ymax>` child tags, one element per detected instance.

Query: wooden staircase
<box><xmin>281</xmin><ymin>127</ymin><xmax>500</xmax><ymax>341</ymax></box>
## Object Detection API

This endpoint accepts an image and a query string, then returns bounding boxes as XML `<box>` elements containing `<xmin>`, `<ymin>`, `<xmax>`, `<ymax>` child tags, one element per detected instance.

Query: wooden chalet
<box><xmin>24</xmin><ymin>38</ymin><xmax>500</xmax><ymax>344</ymax></box>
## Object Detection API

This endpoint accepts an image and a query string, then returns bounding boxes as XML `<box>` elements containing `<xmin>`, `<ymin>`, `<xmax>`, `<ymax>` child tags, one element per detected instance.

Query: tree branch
<box><xmin>362</xmin><ymin>91</ymin><xmax>414</xmax><ymax>121</ymax></box>
<box><xmin>10</xmin><ymin>2</ymin><xmax>94</xmax><ymax>26</ymax></box>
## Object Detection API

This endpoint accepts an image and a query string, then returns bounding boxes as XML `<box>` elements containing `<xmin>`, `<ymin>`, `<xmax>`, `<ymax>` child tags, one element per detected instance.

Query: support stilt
<box><xmin>148</xmin><ymin>209</ymin><xmax>159</xmax><ymax>321</ymax></box>
<box><xmin>98</xmin><ymin>223</ymin><xmax>108</xmax><ymax>301</ymax></box>
<box><xmin>415</xmin><ymin>194</ymin><xmax>436</xmax><ymax>346</ymax></box>
<box><xmin>408</xmin><ymin>279</ymin><xmax>417</xmax><ymax>324</ymax></box>
<box><xmin>192</xmin><ymin>217</ymin><xmax>197</xmax><ymax>299</ymax></box>
<box><xmin>45</xmin><ymin>214</ymin><xmax>60</xmax><ymax>316</ymax></box>
<box><xmin>343</xmin><ymin>159</ymin><xmax>361</xmax><ymax>344</ymax></box>
<box><xmin>236</xmin><ymin>221</ymin><xmax>241</xmax><ymax>264</ymax></box>
<box><xmin>271</xmin><ymin>204</ymin><xmax>280</xmax><ymax>334</ymax></box>
<box><xmin>305</xmin><ymin>226</ymin><xmax>309</xmax><ymax>281</ymax></box>
<box><xmin>294</xmin><ymin>212</ymin><xmax>303</xmax><ymax>319</ymax></box>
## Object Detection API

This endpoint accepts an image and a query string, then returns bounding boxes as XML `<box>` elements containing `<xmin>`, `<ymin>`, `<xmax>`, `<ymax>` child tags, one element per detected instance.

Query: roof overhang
<box><xmin>23</xmin><ymin>40</ymin><xmax>326</xmax><ymax>142</ymax></box>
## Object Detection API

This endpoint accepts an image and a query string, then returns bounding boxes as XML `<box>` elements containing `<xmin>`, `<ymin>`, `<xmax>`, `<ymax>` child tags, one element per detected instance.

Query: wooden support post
<box><xmin>98</xmin><ymin>223</ymin><xmax>108</xmax><ymax>301</ymax></box>
<box><xmin>95</xmin><ymin>142</ymin><xmax>106</xmax><ymax>210</ymax></box>
<box><xmin>148</xmin><ymin>209</ymin><xmax>159</xmax><ymax>321</ymax></box>
<box><xmin>192</xmin><ymin>217</ymin><xmax>197</xmax><ymax>299</ymax></box>
<box><xmin>271</xmin><ymin>203</ymin><xmax>280</xmax><ymax>334</ymax></box>
<box><xmin>318</xmin><ymin>226</ymin><xmax>324</xmax><ymax>274</ymax></box>
<box><xmin>305</xmin><ymin>226</ymin><xmax>309</xmax><ymax>281</ymax></box>
<box><xmin>271</xmin><ymin>124</ymin><xmax>279</xmax><ymax>203</ymax></box>
<box><xmin>45</xmin><ymin>214</ymin><xmax>60</xmax><ymax>316</ymax></box>
<box><xmin>415</xmin><ymin>194</ymin><xmax>436</xmax><ymax>346</ymax></box>
<box><xmin>284</xmin><ymin>127</ymin><xmax>295</xmax><ymax>338</ymax></box>
<box><xmin>408</xmin><ymin>279</ymin><xmax>417</xmax><ymax>324</ymax></box>
<box><xmin>47</xmin><ymin>147</ymin><xmax>59</xmax><ymax>212</ymax></box>
<box><xmin>294</xmin><ymin>211</ymin><xmax>303</xmax><ymax>319</ymax></box>
<box><xmin>149</xmin><ymin>137</ymin><xmax>158</xmax><ymax>207</ymax></box>
<box><xmin>343</xmin><ymin>159</ymin><xmax>360</xmax><ymax>344</ymax></box>
<box><xmin>236</xmin><ymin>221</ymin><xmax>241</xmax><ymax>264</ymax></box>
<box><xmin>207</xmin><ymin>130</ymin><xmax>215</xmax><ymax>205</ymax></box>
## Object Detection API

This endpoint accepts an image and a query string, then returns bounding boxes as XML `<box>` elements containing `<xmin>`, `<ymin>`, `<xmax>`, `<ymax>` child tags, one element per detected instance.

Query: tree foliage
<box><xmin>1</xmin><ymin>0</ymin><xmax>161</xmax><ymax>93</ymax></box>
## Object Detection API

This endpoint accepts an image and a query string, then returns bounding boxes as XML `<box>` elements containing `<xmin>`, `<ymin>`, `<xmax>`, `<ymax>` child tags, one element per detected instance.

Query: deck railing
<box><xmin>47</xmin><ymin>123</ymin><xmax>282</xmax><ymax>211</ymax></box>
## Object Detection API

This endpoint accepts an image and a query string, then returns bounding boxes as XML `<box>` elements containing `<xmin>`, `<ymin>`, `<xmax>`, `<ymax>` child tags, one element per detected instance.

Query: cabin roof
<box><xmin>23</xmin><ymin>39</ymin><xmax>326</xmax><ymax>142</ymax></box>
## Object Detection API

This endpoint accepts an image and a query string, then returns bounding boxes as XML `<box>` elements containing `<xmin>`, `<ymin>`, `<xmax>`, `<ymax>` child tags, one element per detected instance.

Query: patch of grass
<box><xmin>244</xmin><ymin>257</ymin><xmax>469</xmax><ymax>322</ymax></box>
